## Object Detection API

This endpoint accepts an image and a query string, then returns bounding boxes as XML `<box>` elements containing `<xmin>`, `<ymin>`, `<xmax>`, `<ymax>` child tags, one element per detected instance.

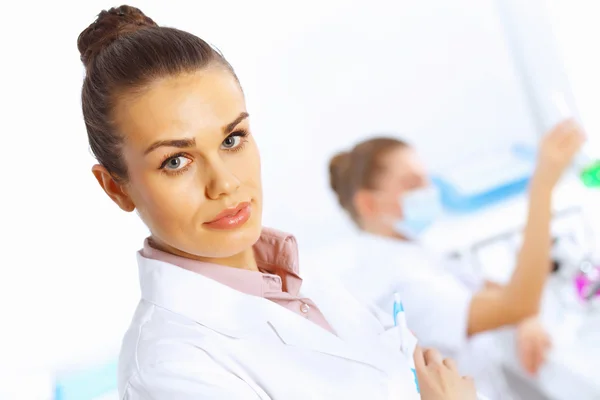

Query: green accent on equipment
<box><xmin>580</xmin><ymin>160</ymin><xmax>600</xmax><ymax>188</ymax></box>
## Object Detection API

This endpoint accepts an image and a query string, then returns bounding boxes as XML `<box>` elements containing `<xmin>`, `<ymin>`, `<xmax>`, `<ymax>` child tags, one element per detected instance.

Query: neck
<box><xmin>202</xmin><ymin>249</ymin><xmax>259</xmax><ymax>271</ymax></box>
<box><xmin>361</xmin><ymin>221</ymin><xmax>408</xmax><ymax>241</ymax></box>
<box><xmin>148</xmin><ymin>237</ymin><xmax>259</xmax><ymax>271</ymax></box>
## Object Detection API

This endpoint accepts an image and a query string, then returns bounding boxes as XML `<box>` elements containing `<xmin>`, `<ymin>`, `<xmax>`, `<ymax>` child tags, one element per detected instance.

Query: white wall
<box><xmin>256</xmin><ymin>0</ymin><xmax>540</xmax><ymax>249</ymax></box>
<box><xmin>544</xmin><ymin>0</ymin><xmax>600</xmax><ymax>153</ymax></box>
<box><xmin>541</xmin><ymin>0</ymin><xmax>600</xmax><ymax>259</ymax></box>
<box><xmin>0</xmin><ymin>0</ymin><xmax>553</xmax><ymax>377</ymax></box>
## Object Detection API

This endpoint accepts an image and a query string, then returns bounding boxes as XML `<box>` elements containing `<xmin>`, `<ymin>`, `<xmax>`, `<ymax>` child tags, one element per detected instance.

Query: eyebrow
<box><xmin>144</xmin><ymin>138</ymin><xmax>196</xmax><ymax>155</ymax></box>
<box><xmin>224</xmin><ymin>112</ymin><xmax>249</xmax><ymax>134</ymax></box>
<box><xmin>143</xmin><ymin>112</ymin><xmax>250</xmax><ymax>155</ymax></box>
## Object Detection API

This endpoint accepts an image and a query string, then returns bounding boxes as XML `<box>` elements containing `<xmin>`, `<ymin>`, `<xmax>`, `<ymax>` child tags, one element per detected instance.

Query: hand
<box><xmin>516</xmin><ymin>317</ymin><xmax>552</xmax><ymax>376</ymax></box>
<box><xmin>534</xmin><ymin>118</ymin><xmax>586</xmax><ymax>187</ymax></box>
<box><xmin>414</xmin><ymin>347</ymin><xmax>477</xmax><ymax>400</ymax></box>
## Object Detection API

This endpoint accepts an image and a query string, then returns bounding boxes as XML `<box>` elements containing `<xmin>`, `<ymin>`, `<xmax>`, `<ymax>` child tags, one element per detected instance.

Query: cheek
<box><xmin>373</xmin><ymin>183</ymin><xmax>401</xmax><ymax>217</ymax></box>
<box><xmin>127</xmin><ymin>167</ymin><xmax>205</xmax><ymax>233</ymax></box>
<box><xmin>236</xmin><ymin>139</ymin><xmax>262</xmax><ymax>191</ymax></box>
<box><xmin>375</xmin><ymin>191</ymin><xmax>401</xmax><ymax>218</ymax></box>
<box><xmin>385</xmin><ymin>197</ymin><xmax>402</xmax><ymax>216</ymax></box>
<box><xmin>123</xmin><ymin>139</ymin><xmax>263</xmax><ymax>245</ymax></box>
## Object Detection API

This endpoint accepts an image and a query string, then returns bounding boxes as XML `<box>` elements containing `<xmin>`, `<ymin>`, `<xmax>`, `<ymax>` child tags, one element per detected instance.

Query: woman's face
<box><xmin>101</xmin><ymin>66</ymin><xmax>262</xmax><ymax>259</ymax></box>
<box><xmin>366</xmin><ymin>146</ymin><xmax>429</xmax><ymax>221</ymax></box>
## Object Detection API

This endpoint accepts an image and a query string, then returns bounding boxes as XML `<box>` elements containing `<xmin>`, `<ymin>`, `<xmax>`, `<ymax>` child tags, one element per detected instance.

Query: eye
<box><xmin>221</xmin><ymin>134</ymin><xmax>244</xmax><ymax>150</ymax></box>
<box><xmin>162</xmin><ymin>155</ymin><xmax>192</xmax><ymax>171</ymax></box>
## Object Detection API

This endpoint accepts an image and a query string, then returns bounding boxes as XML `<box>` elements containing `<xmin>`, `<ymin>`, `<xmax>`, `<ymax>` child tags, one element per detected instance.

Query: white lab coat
<box><xmin>341</xmin><ymin>233</ymin><xmax>513</xmax><ymax>399</ymax></box>
<box><xmin>118</xmin><ymin>253</ymin><xmax>421</xmax><ymax>399</ymax></box>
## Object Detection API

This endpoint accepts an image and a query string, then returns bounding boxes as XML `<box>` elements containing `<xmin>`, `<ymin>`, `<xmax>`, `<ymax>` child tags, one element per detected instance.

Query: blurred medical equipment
<box><xmin>525</xmin><ymin>92</ymin><xmax>600</xmax><ymax>189</ymax></box>
<box><xmin>463</xmin><ymin>205</ymin><xmax>600</xmax><ymax>399</ymax></box>
<box><xmin>574</xmin><ymin>263</ymin><xmax>600</xmax><ymax>301</ymax></box>
<box><xmin>432</xmin><ymin>91</ymin><xmax>598</xmax><ymax>215</ymax></box>
<box><xmin>496</xmin><ymin>0</ymin><xmax>600</xmax><ymax>191</ymax></box>
<box><xmin>579</xmin><ymin>160</ymin><xmax>600</xmax><ymax>189</ymax></box>
<box><xmin>549</xmin><ymin>92</ymin><xmax>600</xmax><ymax>189</ymax></box>
<box><xmin>53</xmin><ymin>361</ymin><xmax>118</xmax><ymax>400</ymax></box>
<box><xmin>438</xmin><ymin>204</ymin><xmax>598</xmax><ymax>309</ymax></box>
<box><xmin>432</xmin><ymin>145</ymin><xmax>535</xmax><ymax>213</ymax></box>
<box><xmin>467</xmin><ymin>206</ymin><xmax>594</xmax><ymax>281</ymax></box>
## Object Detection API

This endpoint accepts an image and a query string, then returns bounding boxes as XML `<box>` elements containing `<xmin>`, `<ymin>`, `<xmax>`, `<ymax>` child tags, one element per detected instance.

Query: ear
<box><xmin>353</xmin><ymin>189</ymin><xmax>377</xmax><ymax>219</ymax></box>
<box><xmin>91</xmin><ymin>164</ymin><xmax>135</xmax><ymax>212</ymax></box>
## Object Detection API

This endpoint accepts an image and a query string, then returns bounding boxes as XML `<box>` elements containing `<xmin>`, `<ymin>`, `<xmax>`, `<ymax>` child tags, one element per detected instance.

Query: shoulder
<box><xmin>119</xmin><ymin>301</ymin><xmax>219</xmax><ymax>393</ymax></box>
<box><xmin>352</xmin><ymin>235</ymin><xmax>436</xmax><ymax>278</ymax></box>
<box><xmin>119</xmin><ymin>301</ymin><xmax>262</xmax><ymax>398</ymax></box>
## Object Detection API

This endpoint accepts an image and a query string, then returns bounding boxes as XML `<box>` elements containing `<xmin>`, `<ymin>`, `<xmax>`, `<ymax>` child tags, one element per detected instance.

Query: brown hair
<box><xmin>329</xmin><ymin>137</ymin><xmax>408</xmax><ymax>224</ymax></box>
<box><xmin>77</xmin><ymin>5</ymin><xmax>237</xmax><ymax>180</ymax></box>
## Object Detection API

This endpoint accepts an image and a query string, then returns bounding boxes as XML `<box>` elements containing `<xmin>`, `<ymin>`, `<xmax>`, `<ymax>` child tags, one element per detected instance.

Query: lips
<box><xmin>203</xmin><ymin>202</ymin><xmax>252</xmax><ymax>230</ymax></box>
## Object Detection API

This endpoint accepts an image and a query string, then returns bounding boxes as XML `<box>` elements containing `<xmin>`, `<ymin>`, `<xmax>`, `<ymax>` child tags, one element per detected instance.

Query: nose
<box><xmin>205</xmin><ymin>156</ymin><xmax>241</xmax><ymax>200</ymax></box>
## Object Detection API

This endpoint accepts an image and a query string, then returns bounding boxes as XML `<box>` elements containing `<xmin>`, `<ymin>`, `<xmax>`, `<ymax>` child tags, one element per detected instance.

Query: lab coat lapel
<box><xmin>139</xmin><ymin>255</ymin><xmax>264</xmax><ymax>338</ymax></box>
<box><xmin>263</xmin><ymin>301</ymin><xmax>385</xmax><ymax>369</ymax></box>
<box><xmin>139</xmin><ymin>254</ymin><xmax>385</xmax><ymax>369</ymax></box>
<box><xmin>264</xmin><ymin>273</ymin><xmax>388</xmax><ymax>369</ymax></box>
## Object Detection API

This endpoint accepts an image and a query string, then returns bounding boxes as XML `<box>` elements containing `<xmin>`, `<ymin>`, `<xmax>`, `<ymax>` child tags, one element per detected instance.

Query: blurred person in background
<box><xmin>77</xmin><ymin>4</ymin><xmax>478</xmax><ymax>399</ymax></box>
<box><xmin>328</xmin><ymin>119</ymin><xmax>584</xmax><ymax>397</ymax></box>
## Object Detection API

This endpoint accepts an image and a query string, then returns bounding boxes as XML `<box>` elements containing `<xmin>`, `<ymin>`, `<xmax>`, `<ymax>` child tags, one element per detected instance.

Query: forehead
<box><xmin>383</xmin><ymin>147</ymin><xmax>420</xmax><ymax>173</ymax></box>
<box><xmin>114</xmin><ymin>67</ymin><xmax>245</xmax><ymax>145</ymax></box>
<box><xmin>372</xmin><ymin>146</ymin><xmax>426</xmax><ymax>189</ymax></box>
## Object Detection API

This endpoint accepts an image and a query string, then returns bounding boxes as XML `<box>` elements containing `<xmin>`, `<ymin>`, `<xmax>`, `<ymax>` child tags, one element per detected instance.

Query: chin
<box><xmin>198</xmin><ymin>220</ymin><xmax>263</xmax><ymax>258</ymax></box>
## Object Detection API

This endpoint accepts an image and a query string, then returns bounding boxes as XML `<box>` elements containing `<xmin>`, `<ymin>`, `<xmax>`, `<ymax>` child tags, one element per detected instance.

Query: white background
<box><xmin>0</xmin><ymin>0</ymin><xmax>599</xmax><ymax>386</ymax></box>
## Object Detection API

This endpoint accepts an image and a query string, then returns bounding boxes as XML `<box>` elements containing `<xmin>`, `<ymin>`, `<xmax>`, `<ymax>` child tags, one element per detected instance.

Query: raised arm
<box><xmin>467</xmin><ymin>119</ymin><xmax>585</xmax><ymax>336</ymax></box>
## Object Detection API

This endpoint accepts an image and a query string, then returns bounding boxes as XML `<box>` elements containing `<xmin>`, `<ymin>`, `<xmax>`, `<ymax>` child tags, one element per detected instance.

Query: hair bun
<box><xmin>328</xmin><ymin>151</ymin><xmax>352</xmax><ymax>195</ymax></box>
<box><xmin>77</xmin><ymin>5</ymin><xmax>158</xmax><ymax>68</ymax></box>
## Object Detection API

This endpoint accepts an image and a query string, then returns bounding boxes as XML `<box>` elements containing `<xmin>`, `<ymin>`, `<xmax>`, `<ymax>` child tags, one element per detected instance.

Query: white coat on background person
<box><xmin>328</xmin><ymin>121</ymin><xmax>585</xmax><ymax>398</ymax></box>
<box><xmin>343</xmin><ymin>233</ymin><xmax>512</xmax><ymax>398</ymax></box>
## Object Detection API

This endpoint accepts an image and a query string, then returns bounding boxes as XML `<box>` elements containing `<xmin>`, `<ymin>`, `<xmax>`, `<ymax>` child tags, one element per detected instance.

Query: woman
<box><xmin>78</xmin><ymin>5</ymin><xmax>477</xmax><ymax>399</ymax></box>
<box><xmin>328</xmin><ymin>125</ymin><xmax>584</xmax><ymax>396</ymax></box>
